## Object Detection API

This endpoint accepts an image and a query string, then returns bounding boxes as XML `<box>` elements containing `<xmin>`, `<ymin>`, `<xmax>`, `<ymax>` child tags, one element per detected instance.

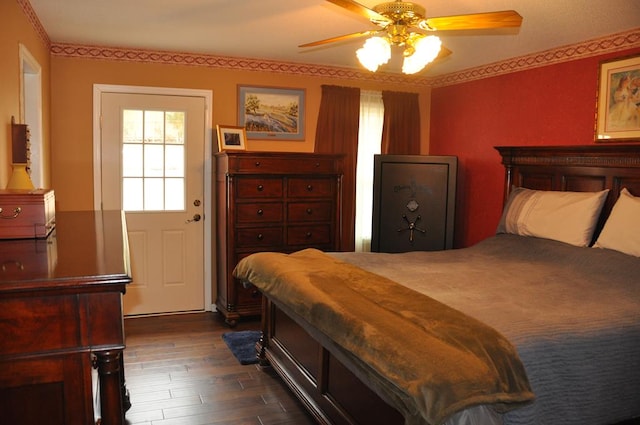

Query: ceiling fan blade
<box><xmin>299</xmin><ymin>30</ymin><xmax>379</xmax><ymax>48</ymax></box>
<box><xmin>326</xmin><ymin>0</ymin><xmax>392</xmax><ymax>25</ymax></box>
<box><xmin>423</xmin><ymin>10</ymin><xmax>522</xmax><ymax>31</ymax></box>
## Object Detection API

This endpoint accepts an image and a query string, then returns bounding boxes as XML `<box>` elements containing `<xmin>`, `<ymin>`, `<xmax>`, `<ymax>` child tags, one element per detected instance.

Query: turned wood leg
<box><xmin>120</xmin><ymin>355</ymin><xmax>131</xmax><ymax>412</ymax></box>
<box><xmin>94</xmin><ymin>350</ymin><xmax>125</xmax><ymax>425</ymax></box>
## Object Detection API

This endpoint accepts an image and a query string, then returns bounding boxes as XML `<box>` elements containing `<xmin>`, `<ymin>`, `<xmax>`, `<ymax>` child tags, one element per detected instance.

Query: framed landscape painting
<box><xmin>238</xmin><ymin>86</ymin><xmax>305</xmax><ymax>140</ymax></box>
<box><xmin>595</xmin><ymin>53</ymin><xmax>640</xmax><ymax>142</ymax></box>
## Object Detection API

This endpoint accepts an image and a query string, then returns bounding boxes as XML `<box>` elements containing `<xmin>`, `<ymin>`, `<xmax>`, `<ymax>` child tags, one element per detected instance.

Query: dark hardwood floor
<box><xmin>123</xmin><ymin>312</ymin><xmax>316</xmax><ymax>425</ymax></box>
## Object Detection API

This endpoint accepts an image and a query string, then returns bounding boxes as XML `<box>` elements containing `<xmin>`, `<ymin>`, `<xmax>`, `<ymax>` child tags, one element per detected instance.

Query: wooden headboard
<box><xmin>495</xmin><ymin>144</ymin><xmax>640</xmax><ymax>237</ymax></box>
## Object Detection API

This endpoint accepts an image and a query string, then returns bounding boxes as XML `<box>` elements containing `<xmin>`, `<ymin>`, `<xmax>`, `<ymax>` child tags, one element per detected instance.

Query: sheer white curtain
<box><xmin>355</xmin><ymin>90</ymin><xmax>384</xmax><ymax>252</ymax></box>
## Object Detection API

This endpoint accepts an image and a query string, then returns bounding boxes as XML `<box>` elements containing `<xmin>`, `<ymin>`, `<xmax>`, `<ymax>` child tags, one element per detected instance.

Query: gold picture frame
<box><xmin>595</xmin><ymin>53</ymin><xmax>640</xmax><ymax>142</ymax></box>
<box><xmin>216</xmin><ymin>125</ymin><xmax>247</xmax><ymax>151</ymax></box>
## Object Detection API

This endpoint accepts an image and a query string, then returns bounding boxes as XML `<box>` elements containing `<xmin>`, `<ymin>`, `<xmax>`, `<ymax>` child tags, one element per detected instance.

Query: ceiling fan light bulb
<box><xmin>356</xmin><ymin>37</ymin><xmax>391</xmax><ymax>72</ymax></box>
<box><xmin>402</xmin><ymin>35</ymin><xmax>441</xmax><ymax>74</ymax></box>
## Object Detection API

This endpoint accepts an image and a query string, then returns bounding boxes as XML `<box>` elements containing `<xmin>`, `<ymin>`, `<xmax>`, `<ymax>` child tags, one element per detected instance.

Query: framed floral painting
<box><xmin>595</xmin><ymin>53</ymin><xmax>640</xmax><ymax>142</ymax></box>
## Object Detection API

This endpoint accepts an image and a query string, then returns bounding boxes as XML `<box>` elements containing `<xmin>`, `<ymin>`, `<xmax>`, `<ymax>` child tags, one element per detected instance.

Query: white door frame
<box><xmin>93</xmin><ymin>84</ymin><xmax>214</xmax><ymax>312</ymax></box>
<box><xmin>19</xmin><ymin>44</ymin><xmax>44</xmax><ymax>188</ymax></box>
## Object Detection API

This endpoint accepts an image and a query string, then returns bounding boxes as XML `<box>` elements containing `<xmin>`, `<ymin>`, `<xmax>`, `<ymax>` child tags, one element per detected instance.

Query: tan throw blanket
<box><xmin>234</xmin><ymin>248</ymin><xmax>534</xmax><ymax>425</ymax></box>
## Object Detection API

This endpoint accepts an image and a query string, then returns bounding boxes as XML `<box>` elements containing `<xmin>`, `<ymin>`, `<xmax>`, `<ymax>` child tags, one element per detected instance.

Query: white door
<box><xmin>100</xmin><ymin>92</ymin><xmax>206</xmax><ymax>315</ymax></box>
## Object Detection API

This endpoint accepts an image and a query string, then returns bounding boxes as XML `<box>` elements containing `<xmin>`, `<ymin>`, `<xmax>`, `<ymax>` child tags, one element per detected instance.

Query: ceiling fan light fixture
<box><xmin>402</xmin><ymin>34</ymin><xmax>441</xmax><ymax>74</ymax></box>
<box><xmin>356</xmin><ymin>36</ymin><xmax>391</xmax><ymax>72</ymax></box>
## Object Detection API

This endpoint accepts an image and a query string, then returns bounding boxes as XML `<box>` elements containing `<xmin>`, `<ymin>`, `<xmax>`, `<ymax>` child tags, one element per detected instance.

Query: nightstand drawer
<box><xmin>288</xmin><ymin>202</ymin><xmax>332</xmax><ymax>222</ymax></box>
<box><xmin>287</xmin><ymin>224</ymin><xmax>331</xmax><ymax>246</ymax></box>
<box><xmin>237</xmin><ymin>203</ymin><xmax>283</xmax><ymax>223</ymax></box>
<box><xmin>236</xmin><ymin>227</ymin><xmax>283</xmax><ymax>248</ymax></box>
<box><xmin>236</xmin><ymin>178</ymin><xmax>283</xmax><ymax>199</ymax></box>
<box><xmin>288</xmin><ymin>178</ymin><xmax>333</xmax><ymax>197</ymax></box>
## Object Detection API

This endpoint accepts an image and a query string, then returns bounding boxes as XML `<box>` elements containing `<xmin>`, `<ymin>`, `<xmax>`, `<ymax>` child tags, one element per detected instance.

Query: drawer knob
<box><xmin>257</xmin><ymin>233</ymin><xmax>264</xmax><ymax>240</ymax></box>
<box><xmin>255</xmin><ymin>161</ymin><xmax>261</xmax><ymax>167</ymax></box>
<box><xmin>306</xmin><ymin>232</ymin><xmax>312</xmax><ymax>238</ymax></box>
<box><xmin>306</xmin><ymin>184</ymin><xmax>313</xmax><ymax>191</ymax></box>
<box><xmin>306</xmin><ymin>208</ymin><xmax>313</xmax><ymax>215</ymax></box>
<box><xmin>257</xmin><ymin>209</ymin><xmax>264</xmax><ymax>216</ymax></box>
<box><xmin>257</xmin><ymin>184</ymin><xmax>264</xmax><ymax>191</ymax></box>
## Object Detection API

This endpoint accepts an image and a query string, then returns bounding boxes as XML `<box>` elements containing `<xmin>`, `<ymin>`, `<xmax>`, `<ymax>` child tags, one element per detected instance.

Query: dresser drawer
<box><xmin>235</xmin><ymin>281</ymin><xmax>262</xmax><ymax>306</ymax></box>
<box><xmin>288</xmin><ymin>201</ymin><xmax>332</xmax><ymax>222</ymax></box>
<box><xmin>288</xmin><ymin>178</ymin><xmax>334</xmax><ymax>197</ymax></box>
<box><xmin>236</xmin><ymin>156</ymin><xmax>338</xmax><ymax>174</ymax></box>
<box><xmin>237</xmin><ymin>202</ymin><xmax>283</xmax><ymax>223</ymax></box>
<box><xmin>236</xmin><ymin>227</ymin><xmax>283</xmax><ymax>248</ymax></box>
<box><xmin>287</xmin><ymin>224</ymin><xmax>332</xmax><ymax>246</ymax></box>
<box><xmin>236</xmin><ymin>178</ymin><xmax>283</xmax><ymax>199</ymax></box>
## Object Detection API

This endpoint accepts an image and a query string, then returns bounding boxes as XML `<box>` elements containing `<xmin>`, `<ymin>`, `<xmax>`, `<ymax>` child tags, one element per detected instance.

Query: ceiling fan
<box><xmin>300</xmin><ymin>0</ymin><xmax>523</xmax><ymax>74</ymax></box>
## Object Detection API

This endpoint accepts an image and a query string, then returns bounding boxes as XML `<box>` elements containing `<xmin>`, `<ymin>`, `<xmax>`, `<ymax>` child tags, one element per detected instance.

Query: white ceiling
<box><xmin>29</xmin><ymin>0</ymin><xmax>640</xmax><ymax>77</ymax></box>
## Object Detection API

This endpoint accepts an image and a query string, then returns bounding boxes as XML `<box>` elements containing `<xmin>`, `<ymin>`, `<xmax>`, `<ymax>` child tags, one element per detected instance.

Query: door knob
<box><xmin>186</xmin><ymin>213</ymin><xmax>202</xmax><ymax>223</ymax></box>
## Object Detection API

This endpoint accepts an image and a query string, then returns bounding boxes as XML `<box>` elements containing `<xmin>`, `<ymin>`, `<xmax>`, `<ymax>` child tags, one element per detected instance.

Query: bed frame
<box><xmin>257</xmin><ymin>144</ymin><xmax>640</xmax><ymax>425</ymax></box>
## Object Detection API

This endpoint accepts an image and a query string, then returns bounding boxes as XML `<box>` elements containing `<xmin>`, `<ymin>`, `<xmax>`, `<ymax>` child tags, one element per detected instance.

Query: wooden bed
<box><xmin>247</xmin><ymin>144</ymin><xmax>640</xmax><ymax>425</ymax></box>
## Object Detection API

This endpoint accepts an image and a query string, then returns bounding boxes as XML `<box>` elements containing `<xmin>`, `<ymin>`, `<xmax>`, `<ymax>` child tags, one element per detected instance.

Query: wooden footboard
<box><xmin>259</xmin><ymin>296</ymin><xmax>404</xmax><ymax>425</ymax></box>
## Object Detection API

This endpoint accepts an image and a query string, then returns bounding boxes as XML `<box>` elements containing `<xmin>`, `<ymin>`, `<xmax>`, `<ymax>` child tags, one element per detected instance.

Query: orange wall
<box><xmin>430</xmin><ymin>47</ymin><xmax>640</xmax><ymax>247</ymax></box>
<box><xmin>50</xmin><ymin>56</ymin><xmax>431</xmax><ymax>211</ymax></box>
<box><xmin>0</xmin><ymin>0</ymin><xmax>51</xmax><ymax>188</ymax></box>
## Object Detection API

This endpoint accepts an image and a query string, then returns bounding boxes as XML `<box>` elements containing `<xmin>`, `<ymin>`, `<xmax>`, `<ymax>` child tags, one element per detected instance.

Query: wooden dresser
<box><xmin>215</xmin><ymin>152</ymin><xmax>343</xmax><ymax>326</ymax></box>
<box><xmin>0</xmin><ymin>210</ymin><xmax>132</xmax><ymax>425</ymax></box>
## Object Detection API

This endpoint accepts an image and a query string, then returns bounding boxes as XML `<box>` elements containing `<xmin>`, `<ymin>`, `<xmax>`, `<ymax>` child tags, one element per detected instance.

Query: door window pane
<box><xmin>122</xmin><ymin>109</ymin><xmax>186</xmax><ymax>212</ymax></box>
<box><xmin>144</xmin><ymin>144</ymin><xmax>164</xmax><ymax>177</ymax></box>
<box><xmin>165</xmin><ymin>112</ymin><xmax>185</xmax><ymax>144</ymax></box>
<box><xmin>122</xmin><ymin>144</ymin><xmax>143</xmax><ymax>177</ymax></box>
<box><xmin>165</xmin><ymin>178</ymin><xmax>185</xmax><ymax>210</ymax></box>
<box><xmin>123</xmin><ymin>178</ymin><xmax>143</xmax><ymax>211</ymax></box>
<box><xmin>144</xmin><ymin>178</ymin><xmax>164</xmax><ymax>210</ymax></box>
<box><xmin>144</xmin><ymin>111</ymin><xmax>164</xmax><ymax>143</ymax></box>
<box><xmin>165</xmin><ymin>145</ymin><xmax>184</xmax><ymax>177</ymax></box>
<box><xmin>123</xmin><ymin>110</ymin><xmax>143</xmax><ymax>143</ymax></box>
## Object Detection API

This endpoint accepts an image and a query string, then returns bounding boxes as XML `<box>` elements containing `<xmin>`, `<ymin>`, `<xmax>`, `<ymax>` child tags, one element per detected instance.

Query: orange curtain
<box><xmin>381</xmin><ymin>91</ymin><xmax>421</xmax><ymax>154</ymax></box>
<box><xmin>315</xmin><ymin>85</ymin><xmax>361</xmax><ymax>251</ymax></box>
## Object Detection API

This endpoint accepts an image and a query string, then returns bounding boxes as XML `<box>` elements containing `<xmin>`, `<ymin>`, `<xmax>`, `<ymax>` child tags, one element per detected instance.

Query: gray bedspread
<box><xmin>332</xmin><ymin>234</ymin><xmax>640</xmax><ymax>425</ymax></box>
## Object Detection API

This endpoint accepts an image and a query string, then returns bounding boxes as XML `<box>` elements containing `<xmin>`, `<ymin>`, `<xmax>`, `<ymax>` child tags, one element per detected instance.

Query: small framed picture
<box><xmin>595</xmin><ymin>53</ymin><xmax>640</xmax><ymax>142</ymax></box>
<box><xmin>216</xmin><ymin>125</ymin><xmax>247</xmax><ymax>151</ymax></box>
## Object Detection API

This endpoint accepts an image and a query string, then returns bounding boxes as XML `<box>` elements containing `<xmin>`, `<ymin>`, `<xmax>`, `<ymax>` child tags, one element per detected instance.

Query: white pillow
<box><xmin>497</xmin><ymin>187</ymin><xmax>609</xmax><ymax>247</ymax></box>
<box><xmin>593</xmin><ymin>188</ymin><xmax>640</xmax><ymax>257</ymax></box>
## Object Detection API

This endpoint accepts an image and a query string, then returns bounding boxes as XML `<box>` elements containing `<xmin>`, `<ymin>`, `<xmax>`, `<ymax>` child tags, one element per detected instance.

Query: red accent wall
<box><xmin>429</xmin><ymin>48</ymin><xmax>640</xmax><ymax>248</ymax></box>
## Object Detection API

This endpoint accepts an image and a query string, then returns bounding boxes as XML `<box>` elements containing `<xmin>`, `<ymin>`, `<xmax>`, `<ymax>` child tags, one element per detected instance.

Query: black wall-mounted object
<box><xmin>371</xmin><ymin>155</ymin><xmax>457</xmax><ymax>253</ymax></box>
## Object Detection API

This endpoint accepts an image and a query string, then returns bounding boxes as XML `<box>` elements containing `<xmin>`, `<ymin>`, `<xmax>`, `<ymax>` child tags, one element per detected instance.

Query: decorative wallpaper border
<box><xmin>48</xmin><ymin>43</ymin><xmax>429</xmax><ymax>86</ymax></box>
<box><xmin>430</xmin><ymin>28</ymin><xmax>640</xmax><ymax>87</ymax></box>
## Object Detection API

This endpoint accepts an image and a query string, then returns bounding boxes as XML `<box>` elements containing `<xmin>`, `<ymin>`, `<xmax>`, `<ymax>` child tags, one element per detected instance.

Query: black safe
<box><xmin>371</xmin><ymin>155</ymin><xmax>457</xmax><ymax>253</ymax></box>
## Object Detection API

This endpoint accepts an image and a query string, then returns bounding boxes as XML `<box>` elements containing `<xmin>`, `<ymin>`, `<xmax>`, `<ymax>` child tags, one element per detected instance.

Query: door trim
<box><xmin>92</xmin><ymin>84</ymin><xmax>214</xmax><ymax>312</ymax></box>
